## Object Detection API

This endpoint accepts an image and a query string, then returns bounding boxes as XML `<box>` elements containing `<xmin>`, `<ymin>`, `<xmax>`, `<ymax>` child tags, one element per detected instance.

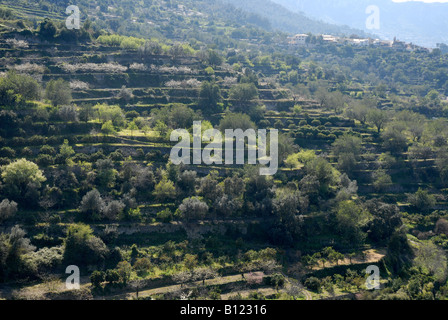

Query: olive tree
<box><xmin>102</xmin><ymin>200</ymin><xmax>125</xmax><ymax>220</ymax></box>
<box><xmin>178</xmin><ymin>197</ymin><xmax>209</xmax><ymax>220</ymax></box>
<box><xmin>0</xmin><ymin>199</ymin><xmax>18</xmax><ymax>222</ymax></box>
<box><xmin>407</xmin><ymin>188</ymin><xmax>436</xmax><ymax>213</ymax></box>
<box><xmin>63</xmin><ymin>224</ymin><xmax>108</xmax><ymax>266</ymax></box>
<box><xmin>58</xmin><ymin>105</ymin><xmax>79</xmax><ymax>122</ymax></box>
<box><xmin>45</xmin><ymin>79</ymin><xmax>72</xmax><ymax>106</ymax></box>
<box><xmin>1</xmin><ymin>159</ymin><xmax>46</xmax><ymax>200</ymax></box>
<box><xmin>80</xmin><ymin>189</ymin><xmax>105</xmax><ymax>220</ymax></box>
<box><xmin>414</xmin><ymin>242</ymin><xmax>447</xmax><ymax>282</ymax></box>
<box><xmin>229</xmin><ymin>83</ymin><xmax>258</xmax><ymax>105</ymax></box>
<box><xmin>368</xmin><ymin>109</ymin><xmax>389</xmax><ymax>134</ymax></box>
<box><xmin>199</xmin><ymin>81</ymin><xmax>222</xmax><ymax>113</ymax></box>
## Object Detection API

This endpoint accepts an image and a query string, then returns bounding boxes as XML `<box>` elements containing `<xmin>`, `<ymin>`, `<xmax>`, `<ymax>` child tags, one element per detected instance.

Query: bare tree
<box><xmin>193</xmin><ymin>267</ymin><xmax>218</xmax><ymax>286</ymax></box>
<box><xmin>172</xmin><ymin>271</ymin><xmax>193</xmax><ymax>288</ymax></box>
<box><xmin>0</xmin><ymin>199</ymin><xmax>18</xmax><ymax>222</ymax></box>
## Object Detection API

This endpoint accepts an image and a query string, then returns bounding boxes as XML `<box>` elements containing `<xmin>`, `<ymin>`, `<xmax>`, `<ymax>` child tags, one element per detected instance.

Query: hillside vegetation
<box><xmin>0</xmin><ymin>0</ymin><xmax>448</xmax><ymax>301</ymax></box>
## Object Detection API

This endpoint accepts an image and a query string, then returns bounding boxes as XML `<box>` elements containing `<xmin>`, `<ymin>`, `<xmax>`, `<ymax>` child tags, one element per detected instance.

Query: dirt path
<box><xmin>220</xmin><ymin>288</ymin><xmax>278</xmax><ymax>300</ymax></box>
<box><xmin>100</xmin><ymin>272</ymin><xmax>265</xmax><ymax>300</ymax></box>
<box><xmin>1</xmin><ymin>248</ymin><xmax>386</xmax><ymax>300</ymax></box>
<box><xmin>301</xmin><ymin>287</ymin><xmax>313</xmax><ymax>301</ymax></box>
<box><xmin>309</xmin><ymin>248</ymin><xmax>386</xmax><ymax>271</ymax></box>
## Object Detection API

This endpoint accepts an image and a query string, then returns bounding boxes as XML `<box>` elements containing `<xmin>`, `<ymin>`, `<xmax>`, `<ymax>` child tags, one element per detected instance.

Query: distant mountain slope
<box><xmin>0</xmin><ymin>0</ymin><xmax>377</xmax><ymax>53</ymax></box>
<box><xmin>0</xmin><ymin>0</ymin><xmax>275</xmax><ymax>44</ymax></box>
<box><xmin>219</xmin><ymin>0</ymin><xmax>369</xmax><ymax>37</ymax></box>
<box><xmin>271</xmin><ymin>0</ymin><xmax>448</xmax><ymax>47</ymax></box>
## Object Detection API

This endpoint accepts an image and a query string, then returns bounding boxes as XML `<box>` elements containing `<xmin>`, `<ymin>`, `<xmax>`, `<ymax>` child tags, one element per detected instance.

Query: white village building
<box><xmin>289</xmin><ymin>34</ymin><xmax>309</xmax><ymax>46</ymax></box>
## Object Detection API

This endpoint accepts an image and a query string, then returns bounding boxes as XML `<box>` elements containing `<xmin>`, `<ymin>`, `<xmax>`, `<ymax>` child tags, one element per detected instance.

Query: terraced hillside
<box><xmin>1</xmin><ymin>0</ymin><xmax>448</xmax><ymax>302</ymax></box>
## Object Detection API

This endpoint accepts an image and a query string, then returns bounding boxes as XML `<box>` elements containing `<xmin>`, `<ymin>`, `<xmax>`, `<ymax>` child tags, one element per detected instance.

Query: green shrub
<box><xmin>408</xmin><ymin>188</ymin><xmax>436</xmax><ymax>213</ymax></box>
<box><xmin>45</xmin><ymin>79</ymin><xmax>72</xmax><ymax>106</ymax></box>
<box><xmin>90</xmin><ymin>270</ymin><xmax>105</xmax><ymax>288</ymax></box>
<box><xmin>304</xmin><ymin>277</ymin><xmax>321</xmax><ymax>292</ymax></box>
<box><xmin>39</xmin><ymin>145</ymin><xmax>56</xmax><ymax>156</ymax></box>
<box><xmin>125</xmin><ymin>111</ymin><xmax>140</xmax><ymax>119</ymax></box>
<box><xmin>36</xmin><ymin>154</ymin><xmax>54</xmax><ymax>167</ymax></box>
<box><xmin>157</xmin><ymin>208</ymin><xmax>173</xmax><ymax>223</ymax></box>
<box><xmin>28</xmin><ymin>135</ymin><xmax>47</xmax><ymax>146</ymax></box>
<box><xmin>264</xmin><ymin>273</ymin><xmax>285</xmax><ymax>288</ymax></box>
<box><xmin>317</xmin><ymin>133</ymin><xmax>327</xmax><ymax>140</ymax></box>
<box><xmin>0</xmin><ymin>147</ymin><xmax>15</xmax><ymax>158</ymax></box>
<box><xmin>121</xmin><ymin>208</ymin><xmax>142</xmax><ymax>222</ymax></box>
<box><xmin>97</xmin><ymin>35</ymin><xmax>145</xmax><ymax>49</ymax></box>
<box><xmin>205</xmin><ymin>66</ymin><xmax>215</xmax><ymax>75</ymax></box>
<box><xmin>105</xmin><ymin>269</ymin><xmax>121</xmax><ymax>284</ymax></box>
<box><xmin>134</xmin><ymin>257</ymin><xmax>152</xmax><ymax>276</ymax></box>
